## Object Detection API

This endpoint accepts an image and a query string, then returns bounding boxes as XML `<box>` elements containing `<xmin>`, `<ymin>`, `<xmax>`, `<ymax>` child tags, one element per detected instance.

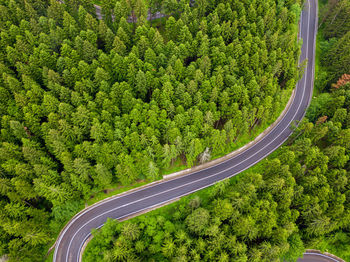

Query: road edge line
<box><xmin>50</xmin><ymin>1</ymin><xmax>301</xmax><ymax>259</ymax></box>
<box><xmin>77</xmin><ymin>197</ymin><xmax>180</xmax><ymax>262</ymax></box>
<box><xmin>304</xmin><ymin>249</ymin><xmax>345</xmax><ymax>262</ymax></box>
<box><xmin>163</xmin><ymin>88</ymin><xmax>296</xmax><ymax>180</ymax></box>
<box><xmin>49</xmin><ymin>87</ymin><xmax>296</xmax><ymax>258</ymax></box>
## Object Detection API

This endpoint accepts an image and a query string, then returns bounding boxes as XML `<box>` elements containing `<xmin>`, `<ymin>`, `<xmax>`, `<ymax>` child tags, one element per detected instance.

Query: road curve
<box><xmin>54</xmin><ymin>1</ymin><xmax>317</xmax><ymax>261</ymax></box>
<box><xmin>298</xmin><ymin>252</ymin><xmax>344</xmax><ymax>262</ymax></box>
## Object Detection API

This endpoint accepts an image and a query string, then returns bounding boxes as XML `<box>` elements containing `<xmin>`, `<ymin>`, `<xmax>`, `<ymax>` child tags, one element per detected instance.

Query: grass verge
<box><xmin>307</xmin><ymin>234</ymin><xmax>350</xmax><ymax>261</ymax></box>
<box><xmin>82</xmin><ymin>160</ymin><xmax>266</xmax><ymax>261</ymax></box>
<box><xmin>48</xmin><ymin>87</ymin><xmax>292</xmax><ymax>261</ymax></box>
<box><xmin>92</xmin><ymin>0</ymin><xmax>101</xmax><ymax>5</ymax></box>
<box><xmin>86</xmin><ymin>180</ymin><xmax>150</xmax><ymax>206</ymax></box>
<box><xmin>81</xmin><ymin>87</ymin><xmax>293</xmax><ymax>259</ymax></box>
<box><xmin>307</xmin><ymin>1</ymin><xmax>348</xmax><ymax>261</ymax></box>
<box><xmin>47</xmin><ymin>6</ymin><xmax>297</xmax><ymax>261</ymax></box>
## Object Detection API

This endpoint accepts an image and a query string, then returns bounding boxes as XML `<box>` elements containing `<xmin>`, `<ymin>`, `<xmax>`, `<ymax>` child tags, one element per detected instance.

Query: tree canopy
<box><xmin>0</xmin><ymin>0</ymin><xmax>302</xmax><ymax>260</ymax></box>
<box><xmin>85</xmin><ymin>78</ymin><xmax>350</xmax><ymax>262</ymax></box>
<box><xmin>317</xmin><ymin>0</ymin><xmax>350</xmax><ymax>89</ymax></box>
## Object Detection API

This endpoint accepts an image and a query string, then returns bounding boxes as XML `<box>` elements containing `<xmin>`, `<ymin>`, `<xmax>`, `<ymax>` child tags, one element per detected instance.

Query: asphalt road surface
<box><xmin>298</xmin><ymin>252</ymin><xmax>343</xmax><ymax>262</ymax></box>
<box><xmin>53</xmin><ymin>0</ymin><xmax>318</xmax><ymax>261</ymax></box>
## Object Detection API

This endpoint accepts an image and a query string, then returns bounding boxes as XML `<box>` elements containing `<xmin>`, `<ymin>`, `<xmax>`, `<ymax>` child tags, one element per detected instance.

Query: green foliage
<box><xmin>85</xmin><ymin>80</ymin><xmax>350</xmax><ymax>261</ymax></box>
<box><xmin>322</xmin><ymin>0</ymin><xmax>350</xmax><ymax>39</ymax></box>
<box><xmin>313</xmin><ymin>232</ymin><xmax>350</xmax><ymax>261</ymax></box>
<box><xmin>50</xmin><ymin>200</ymin><xmax>84</xmax><ymax>233</ymax></box>
<box><xmin>185</xmin><ymin>207</ymin><xmax>210</xmax><ymax>235</ymax></box>
<box><xmin>318</xmin><ymin>0</ymin><xmax>350</xmax><ymax>88</ymax></box>
<box><xmin>0</xmin><ymin>0</ymin><xmax>301</xmax><ymax>260</ymax></box>
<box><xmin>323</xmin><ymin>31</ymin><xmax>350</xmax><ymax>84</ymax></box>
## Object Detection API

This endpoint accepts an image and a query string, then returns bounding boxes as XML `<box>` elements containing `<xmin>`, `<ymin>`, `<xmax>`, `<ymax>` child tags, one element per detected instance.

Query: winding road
<box><xmin>53</xmin><ymin>0</ymin><xmax>321</xmax><ymax>261</ymax></box>
<box><xmin>298</xmin><ymin>252</ymin><xmax>344</xmax><ymax>262</ymax></box>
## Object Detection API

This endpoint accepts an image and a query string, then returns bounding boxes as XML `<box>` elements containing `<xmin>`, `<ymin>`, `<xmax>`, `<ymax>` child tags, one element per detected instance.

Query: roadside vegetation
<box><xmin>83</xmin><ymin>0</ymin><xmax>350</xmax><ymax>261</ymax></box>
<box><xmin>302</xmin><ymin>0</ymin><xmax>350</xmax><ymax>259</ymax></box>
<box><xmin>0</xmin><ymin>0</ymin><xmax>302</xmax><ymax>260</ymax></box>
<box><xmin>84</xmin><ymin>76</ymin><xmax>350</xmax><ymax>261</ymax></box>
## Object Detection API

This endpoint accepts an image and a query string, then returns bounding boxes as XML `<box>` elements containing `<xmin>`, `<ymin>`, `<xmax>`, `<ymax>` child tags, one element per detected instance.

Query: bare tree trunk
<box><xmin>132</xmin><ymin>10</ymin><xmax>136</xmax><ymax>23</ymax></box>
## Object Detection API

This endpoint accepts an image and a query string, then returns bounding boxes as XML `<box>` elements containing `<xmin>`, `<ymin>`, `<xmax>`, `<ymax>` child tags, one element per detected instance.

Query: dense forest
<box><xmin>83</xmin><ymin>1</ymin><xmax>350</xmax><ymax>261</ymax></box>
<box><xmin>316</xmin><ymin>0</ymin><xmax>350</xmax><ymax>90</ymax></box>
<box><xmin>0</xmin><ymin>0</ymin><xmax>302</xmax><ymax>260</ymax></box>
<box><xmin>84</xmin><ymin>52</ymin><xmax>350</xmax><ymax>262</ymax></box>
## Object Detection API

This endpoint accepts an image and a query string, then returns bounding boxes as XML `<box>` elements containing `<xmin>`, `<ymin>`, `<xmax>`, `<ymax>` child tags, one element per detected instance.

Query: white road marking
<box><xmin>303</xmin><ymin>252</ymin><xmax>342</xmax><ymax>262</ymax></box>
<box><xmin>67</xmin><ymin>3</ymin><xmax>312</xmax><ymax>261</ymax></box>
<box><xmin>55</xmin><ymin>1</ymin><xmax>316</xmax><ymax>261</ymax></box>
